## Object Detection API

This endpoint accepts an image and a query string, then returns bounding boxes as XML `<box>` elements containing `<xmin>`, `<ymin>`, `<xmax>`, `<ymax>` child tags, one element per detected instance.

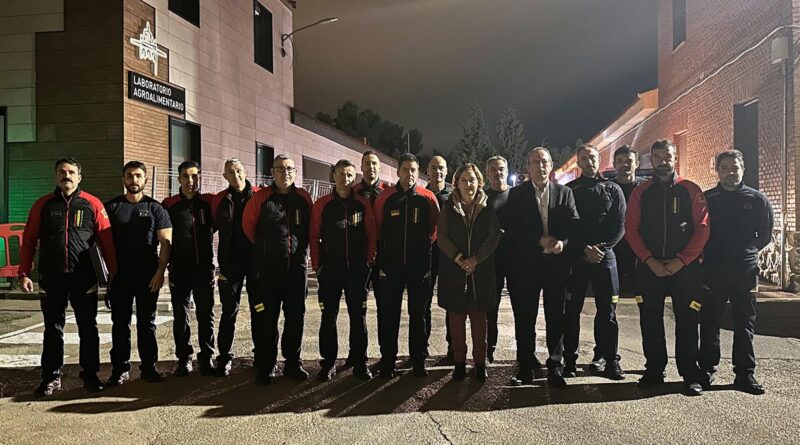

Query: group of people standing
<box><xmin>18</xmin><ymin>138</ymin><xmax>772</xmax><ymax>399</ymax></box>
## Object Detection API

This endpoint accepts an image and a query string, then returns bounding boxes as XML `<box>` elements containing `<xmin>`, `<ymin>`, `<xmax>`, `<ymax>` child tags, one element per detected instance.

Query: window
<box><xmin>673</xmin><ymin>0</ymin><xmax>686</xmax><ymax>49</ymax></box>
<box><xmin>673</xmin><ymin>131</ymin><xmax>688</xmax><ymax>176</ymax></box>
<box><xmin>169</xmin><ymin>0</ymin><xmax>200</xmax><ymax>27</ymax></box>
<box><xmin>169</xmin><ymin>117</ymin><xmax>201</xmax><ymax>194</ymax></box>
<box><xmin>255</xmin><ymin>142</ymin><xmax>274</xmax><ymax>183</ymax></box>
<box><xmin>254</xmin><ymin>2</ymin><xmax>273</xmax><ymax>72</ymax></box>
<box><xmin>303</xmin><ymin>156</ymin><xmax>332</xmax><ymax>181</ymax></box>
<box><xmin>734</xmin><ymin>100</ymin><xmax>759</xmax><ymax>189</ymax></box>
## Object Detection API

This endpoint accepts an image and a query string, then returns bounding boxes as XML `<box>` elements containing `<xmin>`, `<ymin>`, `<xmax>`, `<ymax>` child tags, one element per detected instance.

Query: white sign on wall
<box><xmin>130</xmin><ymin>21</ymin><xmax>167</xmax><ymax>76</ymax></box>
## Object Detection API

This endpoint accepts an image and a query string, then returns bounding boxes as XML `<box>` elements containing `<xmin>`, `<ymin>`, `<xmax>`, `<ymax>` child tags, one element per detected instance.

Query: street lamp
<box><xmin>281</xmin><ymin>17</ymin><xmax>339</xmax><ymax>57</ymax></box>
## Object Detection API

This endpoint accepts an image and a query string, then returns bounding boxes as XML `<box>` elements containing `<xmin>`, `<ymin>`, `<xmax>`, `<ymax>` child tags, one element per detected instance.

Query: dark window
<box><xmin>169</xmin><ymin>117</ymin><xmax>201</xmax><ymax>194</ymax></box>
<box><xmin>673</xmin><ymin>0</ymin><xmax>686</xmax><ymax>49</ymax></box>
<box><xmin>734</xmin><ymin>100</ymin><xmax>759</xmax><ymax>189</ymax></box>
<box><xmin>254</xmin><ymin>2</ymin><xmax>273</xmax><ymax>72</ymax></box>
<box><xmin>303</xmin><ymin>156</ymin><xmax>332</xmax><ymax>182</ymax></box>
<box><xmin>169</xmin><ymin>0</ymin><xmax>200</xmax><ymax>27</ymax></box>
<box><xmin>255</xmin><ymin>142</ymin><xmax>274</xmax><ymax>184</ymax></box>
<box><xmin>673</xmin><ymin>131</ymin><xmax>688</xmax><ymax>176</ymax></box>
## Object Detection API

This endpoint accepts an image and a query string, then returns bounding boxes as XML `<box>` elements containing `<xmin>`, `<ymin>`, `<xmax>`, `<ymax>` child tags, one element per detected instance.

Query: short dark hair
<box><xmin>54</xmin><ymin>157</ymin><xmax>82</xmax><ymax>174</ymax></box>
<box><xmin>715</xmin><ymin>149</ymin><xmax>745</xmax><ymax>170</ymax></box>
<box><xmin>613</xmin><ymin>145</ymin><xmax>638</xmax><ymax>160</ymax></box>
<box><xmin>397</xmin><ymin>153</ymin><xmax>419</xmax><ymax>169</ymax></box>
<box><xmin>362</xmin><ymin>150</ymin><xmax>379</xmax><ymax>160</ymax></box>
<box><xmin>576</xmin><ymin>144</ymin><xmax>599</xmax><ymax>156</ymax></box>
<box><xmin>330</xmin><ymin>159</ymin><xmax>356</xmax><ymax>180</ymax></box>
<box><xmin>651</xmin><ymin>139</ymin><xmax>676</xmax><ymax>154</ymax></box>
<box><xmin>122</xmin><ymin>160</ymin><xmax>147</xmax><ymax>175</ymax></box>
<box><xmin>177</xmin><ymin>160</ymin><xmax>200</xmax><ymax>175</ymax></box>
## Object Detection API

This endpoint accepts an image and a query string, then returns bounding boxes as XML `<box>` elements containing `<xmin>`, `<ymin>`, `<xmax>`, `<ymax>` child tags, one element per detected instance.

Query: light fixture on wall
<box><xmin>281</xmin><ymin>17</ymin><xmax>338</xmax><ymax>57</ymax></box>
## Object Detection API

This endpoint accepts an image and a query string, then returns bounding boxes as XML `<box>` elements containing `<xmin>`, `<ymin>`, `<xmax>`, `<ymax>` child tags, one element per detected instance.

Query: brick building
<box><xmin>554</xmin><ymin>0</ymin><xmax>800</xmax><ymax>289</ymax></box>
<box><xmin>0</xmin><ymin>0</ymin><xmax>400</xmax><ymax>225</ymax></box>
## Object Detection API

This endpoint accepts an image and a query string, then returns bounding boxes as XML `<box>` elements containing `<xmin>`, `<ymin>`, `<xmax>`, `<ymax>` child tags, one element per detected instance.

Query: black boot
<box><xmin>474</xmin><ymin>363</ymin><xmax>488</xmax><ymax>382</ymax></box>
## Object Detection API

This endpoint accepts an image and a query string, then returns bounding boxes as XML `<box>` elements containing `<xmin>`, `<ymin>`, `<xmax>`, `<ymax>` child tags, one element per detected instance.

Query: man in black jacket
<box><xmin>105</xmin><ymin>161</ymin><xmax>172</xmax><ymax>386</ymax></box>
<box><xmin>504</xmin><ymin>147</ymin><xmax>579</xmax><ymax>388</ymax></box>
<box><xmin>374</xmin><ymin>153</ymin><xmax>440</xmax><ymax>378</ymax></box>
<box><xmin>565</xmin><ymin>145</ymin><xmax>626</xmax><ymax>380</ymax></box>
<box><xmin>19</xmin><ymin>158</ymin><xmax>118</xmax><ymax>396</ymax></box>
<box><xmin>425</xmin><ymin>156</ymin><xmax>453</xmax><ymax>359</ymax></box>
<box><xmin>243</xmin><ymin>154</ymin><xmax>312</xmax><ymax>384</ymax></box>
<box><xmin>162</xmin><ymin>160</ymin><xmax>217</xmax><ymax>377</ymax></box>
<box><xmin>485</xmin><ymin>155</ymin><xmax>511</xmax><ymax>364</ymax></box>
<box><xmin>699</xmin><ymin>150</ymin><xmax>773</xmax><ymax>395</ymax></box>
<box><xmin>211</xmin><ymin>159</ymin><xmax>260</xmax><ymax>377</ymax></box>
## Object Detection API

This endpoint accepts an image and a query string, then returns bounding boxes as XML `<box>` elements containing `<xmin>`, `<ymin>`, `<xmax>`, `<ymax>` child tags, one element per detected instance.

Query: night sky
<box><xmin>293</xmin><ymin>0</ymin><xmax>658</xmax><ymax>153</ymax></box>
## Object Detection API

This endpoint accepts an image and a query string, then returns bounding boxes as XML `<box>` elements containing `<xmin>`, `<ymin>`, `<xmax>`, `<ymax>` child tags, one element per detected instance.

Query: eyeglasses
<box><xmin>273</xmin><ymin>166</ymin><xmax>296</xmax><ymax>173</ymax></box>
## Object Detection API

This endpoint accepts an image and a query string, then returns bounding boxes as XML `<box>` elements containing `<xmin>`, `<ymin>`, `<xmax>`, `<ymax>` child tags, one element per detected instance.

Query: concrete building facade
<box><xmin>0</xmin><ymin>0</ymin><xmax>399</xmax><ymax>224</ymax></box>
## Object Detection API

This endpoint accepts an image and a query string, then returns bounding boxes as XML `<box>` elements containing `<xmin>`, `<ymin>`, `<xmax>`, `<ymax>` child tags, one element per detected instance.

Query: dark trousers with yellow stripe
<box><xmin>318</xmin><ymin>264</ymin><xmax>370</xmax><ymax>367</ymax></box>
<box><xmin>253</xmin><ymin>266</ymin><xmax>307</xmax><ymax>371</ymax></box>
<box><xmin>217</xmin><ymin>261</ymin><xmax>258</xmax><ymax>366</ymax></box>
<box><xmin>636</xmin><ymin>260</ymin><xmax>702</xmax><ymax>382</ymax></box>
<box><xmin>699</xmin><ymin>266</ymin><xmax>758</xmax><ymax>377</ymax></box>
<box><xmin>565</xmin><ymin>258</ymin><xmax>620</xmax><ymax>366</ymax></box>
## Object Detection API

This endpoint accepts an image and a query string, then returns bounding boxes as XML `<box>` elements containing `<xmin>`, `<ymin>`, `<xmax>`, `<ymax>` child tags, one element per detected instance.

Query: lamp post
<box><xmin>281</xmin><ymin>17</ymin><xmax>338</xmax><ymax>57</ymax></box>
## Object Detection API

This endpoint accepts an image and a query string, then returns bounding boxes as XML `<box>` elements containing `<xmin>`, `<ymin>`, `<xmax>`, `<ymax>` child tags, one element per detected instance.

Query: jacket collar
<box><xmin>54</xmin><ymin>186</ymin><xmax>81</xmax><ymax>201</ymax></box>
<box><xmin>449</xmin><ymin>188</ymin><xmax>488</xmax><ymax>219</ymax></box>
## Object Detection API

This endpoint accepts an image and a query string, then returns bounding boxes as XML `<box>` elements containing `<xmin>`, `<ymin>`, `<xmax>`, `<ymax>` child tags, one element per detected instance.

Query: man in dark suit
<box><xmin>504</xmin><ymin>147</ymin><xmax>579</xmax><ymax>388</ymax></box>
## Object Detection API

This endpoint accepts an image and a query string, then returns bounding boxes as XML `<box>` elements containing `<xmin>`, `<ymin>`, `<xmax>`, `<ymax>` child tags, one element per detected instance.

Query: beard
<box><xmin>655</xmin><ymin>165</ymin><xmax>673</xmax><ymax>177</ymax></box>
<box><xmin>126</xmin><ymin>184</ymin><xmax>142</xmax><ymax>194</ymax></box>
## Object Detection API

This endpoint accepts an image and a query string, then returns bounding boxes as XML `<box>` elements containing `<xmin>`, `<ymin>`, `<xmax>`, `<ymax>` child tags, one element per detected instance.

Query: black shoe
<box><xmin>684</xmin><ymin>382</ymin><xmax>703</xmax><ymax>396</ymax></box>
<box><xmin>353</xmin><ymin>364</ymin><xmax>373</xmax><ymax>380</ymax></box>
<box><xmin>547</xmin><ymin>369</ymin><xmax>568</xmax><ymax>389</ymax></box>
<box><xmin>317</xmin><ymin>363</ymin><xmax>336</xmax><ymax>382</ymax></box>
<box><xmin>140</xmin><ymin>368</ymin><xmax>164</xmax><ymax>383</ymax></box>
<box><xmin>35</xmin><ymin>377</ymin><xmax>61</xmax><ymax>397</ymax></box>
<box><xmin>588</xmin><ymin>356</ymin><xmax>607</xmax><ymax>373</ymax></box>
<box><xmin>441</xmin><ymin>348</ymin><xmax>455</xmax><ymax>365</ymax></box>
<box><xmin>452</xmin><ymin>362</ymin><xmax>467</xmax><ymax>381</ymax></box>
<box><xmin>174</xmin><ymin>359</ymin><xmax>193</xmax><ymax>377</ymax></box>
<box><xmin>637</xmin><ymin>372</ymin><xmax>665</xmax><ymax>389</ymax></box>
<box><xmin>734</xmin><ymin>374</ymin><xmax>766</xmax><ymax>395</ymax></box>
<box><xmin>474</xmin><ymin>363</ymin><xmax>488</xmax><ymax>382</ymax></box>
<box><xmin>413</xmin><ymin>361</ymin><xmax>428</xmax><ymax>377</ymax></box>
<box><xmin>699</xmin><ymin>371</ymin><xmax>715</xmax><ymax>390</ymax></box>
<box><xmin>379</xmin><ymin>363</ymin><xmax>395</xmax><ymax>379</ymax></box>
<box><xmin>81</xmin><ymin>373</ymin><xmax>105</xmax><ymax>393</ymax></box>
<box><xmin>563</xmin><ymin>363</ymin><xmax>577</xmax><ymax>378</ymax></box>
<box><xmin>510</xmin><ymin>370</ymin><xmax>533</xmax><ymax>386</ymax></box>
<box><xmin>487</xmin><ymin>348</ymin><xmax>495</xmax><ymax>364</ymax></box>
<box><xmin>601</xmin><ymin>361</ymin><xmax>626</xmax><ymax>381</ymax></box>
<box><xmin>284</xmin><ymin>364</ymin><xmax>309</xmax><ymax>381</ymax></box>
<box><xmin>255</xmin><ymin>366</ymin><xmax>277</xmax><ymax>385</ymax></box>
<box><xmin>106</xmin><ymin>370</ymin><xmax>129</xmax><ymax>387</ymax></box>
<box><xmin>198</xmin><ymin>359</ymin><xmax>215</xmax><ymax>376</ymax></box>
<box><xmin>216</xmin><ymin>360</ymin><xmax>232</xmax><ymax>377</ymax></box>
<box><xmin>343</xmin><ymin>356</ymin><xmax>356</xmax><ymax>368</ymax></box>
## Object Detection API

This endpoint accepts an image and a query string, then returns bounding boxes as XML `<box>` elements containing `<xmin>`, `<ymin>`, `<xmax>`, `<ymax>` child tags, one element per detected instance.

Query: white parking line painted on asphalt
<box><xmin>0</xmin><ymin>332</ymin><xmax>113</xmax><ymax>345</ymax></box>
<box><xmin>0</xmin><ymin>354</ymin><xmax>52</xmax><ymax>367</ymax></box>
<box><xmin>92</xmin><ymin>313</ymin><xmax>174</xmax><ymax>326</ymax></box>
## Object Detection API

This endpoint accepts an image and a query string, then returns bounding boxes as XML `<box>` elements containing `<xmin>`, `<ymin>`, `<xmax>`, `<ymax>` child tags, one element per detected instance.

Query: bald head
<box><xmin>427</xmin><ymin>156</ymin><xmax>448</xmax><ymax>187</ymax></box>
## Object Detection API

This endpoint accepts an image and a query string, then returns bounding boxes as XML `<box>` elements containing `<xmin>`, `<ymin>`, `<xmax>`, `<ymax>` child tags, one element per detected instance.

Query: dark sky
<box><xmin>293</xmin><ymin>0</ymin><xmax>658</xmax><ymax>153</ymax></box>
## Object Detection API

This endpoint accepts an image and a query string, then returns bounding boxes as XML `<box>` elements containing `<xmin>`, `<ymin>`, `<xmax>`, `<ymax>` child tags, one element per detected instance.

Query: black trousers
<box><xmin>615</xmin><ymin>241</ymin><xmax>639</xmax><ymax>296</ymax></box>
<box><xmin>217</xmin><ymin>263</ymin><xmax>258</xmax><ymax>365</ymax></box>
<box><xmin>253</xmin><ymin>265</ymin><xmax>306</xmax><ymax>371</ymax></box>
<box><xmin>110</xmin><ymin>271</ymin><xmax>159</xmax><ymax>372</ymax></box>
<box><xmin>508</xmin><ymin>257</ymin><xmax>567</xmax><ymax>372</ymax></box>
<box><xmin>377</xmin><ymin>268</ymin><xmax>430</xmax><ymax>365</ymax></box>
<box><xmin>169</xmin><ymin>266</ymin><xmax>216</xmax><ymax>362</ymax></box>
<box><xmin>699</xmin><ymin>267</ymin><xmax>758</xmax><ymax>377</ymax></box>
<box><xmin>565</xmin><ymin>258</ymin><xmax>620</xmax><ymax>365</ymax></box>
<box><xmin>427</xmin><ymin>244</ymin><xmax>446</xmax><ymax>354</ymax></box>
<box><xmin>39</xmin><ymin>272</ymin><xmax>100</xmax><ymax>380</ymax></box>
<box><xmin>318</xmin><ymin>264</ymin><xmax>369</xmax><ymax>367</ymax></box>
<box><xmin>637</xmin><ymin>261</ymin><xmax>702</xmax><ymax>382</ymax></box>
<box><xmin>486</xmin><ymin>265</ymin><xmax>508</xmax><ymax>356</ymax></box>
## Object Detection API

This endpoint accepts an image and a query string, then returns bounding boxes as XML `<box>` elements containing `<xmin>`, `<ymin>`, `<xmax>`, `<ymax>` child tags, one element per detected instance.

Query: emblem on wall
<box><xmin>130</xmin><ymin>21</ymin><xmax>167</xmax><ymax>76</ymax></box>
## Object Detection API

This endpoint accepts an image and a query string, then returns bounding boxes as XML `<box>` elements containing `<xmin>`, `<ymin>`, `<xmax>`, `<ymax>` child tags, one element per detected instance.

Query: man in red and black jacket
<box><xmin>162</xmin><ymin>160</ymin><xmax>217</xmax><ymax>377</ymax></box>
<box><xmin>210</xmin><ymin>159</ymin><xmax>260</xmax><ymax>377</ymax></box>
<box><xmin>353</xmin><ymin>150</ymin><xmax>389</xmax><ymax>205</ymax></box>
<box><xmin>625</xmin><ymin>139</ymin><xmax>710</xmax><ymax>396</ymax></box>
<box><xmin>19</xmin><ymin>157</ymin><xmax>118</xmax><ymax>397</ymax></box>
<box><xmin>310</xmin><ymin>159</ymin><xmax>378</xmax><ymax>382</ymax></box>
<box><xmin>373</xmin><ymin>153</ymin><xmax>440</xmax><ymax>378</ymax></box>
<box><xmin>242</xmin><ymin>154</ymin><xmax>313</xmax><ymax>384</ymax></box>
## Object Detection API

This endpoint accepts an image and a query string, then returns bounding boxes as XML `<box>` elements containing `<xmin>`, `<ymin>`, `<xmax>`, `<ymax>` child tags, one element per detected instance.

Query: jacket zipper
<box><xmin>661</xmin><ymin>186</ymin><xmax>668</xmax><ymax>258</ymax></box>
<box><xmin>342</xmin><ymin>199</ymin><xmax>351</xmax><ymax>269</ymax></box>
<box><xmin>63</xmin><ymin>194</ymin><xmax>73</xmax><ymax>272</ymax></box>
<box><xmin>466</xmin><ymin>209</ymin><xmax>478</xmax><ymax>304</ymax></box>
<box><xmin>284</xmin><ymin>196</ymin><xmax>293</xmax><ymax>271</ymax></box>
<box><xmin>191</xmin><ymin>200</ymin><xmax>199</xmax><ymax>267</ymax></box>
<box><xmin>403</xmin><ymin>197</ymin><xmax>408</xmax><ymax>266</ymax></box>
